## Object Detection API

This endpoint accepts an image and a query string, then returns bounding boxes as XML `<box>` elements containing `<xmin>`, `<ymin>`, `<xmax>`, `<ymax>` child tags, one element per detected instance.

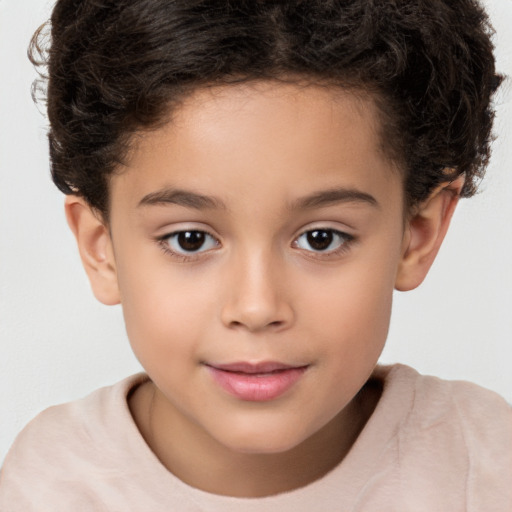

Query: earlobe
<box><xmin>395</xmin><ymin>175</ymin><xmax>464</xmax><ymax>291</ymax></box>
<box><xmin>65</xmin><ymin>196</ymin><xmax>121</xmax><ymax>305</ymax></box>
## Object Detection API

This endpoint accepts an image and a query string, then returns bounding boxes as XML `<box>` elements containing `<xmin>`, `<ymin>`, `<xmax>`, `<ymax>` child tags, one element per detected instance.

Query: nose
<box><xmin>220</xmin><ymin>250</ymin><xmax>294</xmax><ymax>333</ymax></box>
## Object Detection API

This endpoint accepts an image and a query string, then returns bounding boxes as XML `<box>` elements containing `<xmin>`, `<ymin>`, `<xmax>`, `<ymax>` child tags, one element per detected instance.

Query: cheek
<box><xmin>115</xmin><ymin>257</ymin><xmax>215</xmax><ymax>370</ymax></box>
<box><xmin>297</xmin><ymin>240</ymin><xmax>400</xmax><ymax>372</ymax></box>
<box><xmin>304</xmin><ymin>281</ymin><xmax>392</xmax><ymax>378</ymax></box>
<box><xmin>299</xmin><ymin>269</ymin><xmax>393</xmax><ymax>412</ymax></box>
<box><xmin>302</xmin><ymin>260</ymin><xmax>395</xmax><ymax>337</ymax></box>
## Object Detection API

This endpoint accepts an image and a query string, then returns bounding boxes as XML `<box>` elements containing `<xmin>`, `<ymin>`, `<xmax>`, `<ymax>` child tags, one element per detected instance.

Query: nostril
<box><xmin>227</xmin><ymin>318</ymin><xmax>285</xmax><ymax>332</ymax></box>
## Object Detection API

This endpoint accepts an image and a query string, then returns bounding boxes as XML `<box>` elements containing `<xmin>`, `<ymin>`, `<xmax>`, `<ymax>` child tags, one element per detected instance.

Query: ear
<box><xmin>65</xmin><ymin>195</ymin><xmax>121</xmax><ymax>305</ymax></box>
<box><xmin>395</xmin><ymin>175</ymin><xmax>464</xmax><ymax>291</ymax></box>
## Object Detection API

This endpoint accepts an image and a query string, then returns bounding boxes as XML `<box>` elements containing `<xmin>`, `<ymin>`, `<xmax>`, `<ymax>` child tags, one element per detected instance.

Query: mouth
<box><xmin>204</xmin><ymin>361</ymin><xmax>309</xmax><ymax>402</ymax></box>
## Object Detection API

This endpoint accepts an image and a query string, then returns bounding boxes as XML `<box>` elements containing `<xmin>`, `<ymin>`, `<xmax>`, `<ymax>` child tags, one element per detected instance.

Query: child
<box><xmin>1</xmin><ymin>0</ymin><xmax>511</xmax><ymax>509</ymax></box>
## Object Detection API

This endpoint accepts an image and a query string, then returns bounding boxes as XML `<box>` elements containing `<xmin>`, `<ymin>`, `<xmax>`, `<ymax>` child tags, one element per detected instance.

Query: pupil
<box><xmin>307</xmin><ymin>230</ymin><xmax>333</xmax><ymax>250</ymax></box>
<box><xmin>178</xmin><ymin>231</ymin><xmax>205</xmax><ymax>251</ymax></box>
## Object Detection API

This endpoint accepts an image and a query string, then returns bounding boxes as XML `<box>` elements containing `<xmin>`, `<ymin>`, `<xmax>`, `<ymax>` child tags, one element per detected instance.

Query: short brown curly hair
<box><xmin>30</xmin><ymin>0</ymin><xmax>502</xmax><ymax>217</ymax></box>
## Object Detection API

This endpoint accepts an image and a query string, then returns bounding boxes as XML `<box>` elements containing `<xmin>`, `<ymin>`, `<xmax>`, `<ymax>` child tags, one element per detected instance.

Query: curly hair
<box><xmin>29</xmin><ymin>0</ymin><xmax>502</xmax><ymax>216</ymax></box>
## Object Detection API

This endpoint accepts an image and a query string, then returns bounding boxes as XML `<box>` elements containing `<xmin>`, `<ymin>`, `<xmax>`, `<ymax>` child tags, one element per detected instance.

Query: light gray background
<box><xmin>1</xmin><ymin>0</ymin><xmax>511</xmax><ymax>464</ymax></box>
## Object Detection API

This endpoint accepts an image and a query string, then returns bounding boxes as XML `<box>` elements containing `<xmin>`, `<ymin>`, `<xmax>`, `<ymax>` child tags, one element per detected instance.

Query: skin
<box><xmin>66</xmin><ymin>82</ymin><xmax>462</xmax><ymax>497</ymax></box>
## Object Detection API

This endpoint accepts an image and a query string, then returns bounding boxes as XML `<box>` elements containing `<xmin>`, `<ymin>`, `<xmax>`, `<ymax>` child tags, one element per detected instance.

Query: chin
<box><xmin>228</xmin><ymin>439</ymin><xmax>302</xmax><ymax>456</ymax></box>
<box><xmin>213</xmin><ymin>422</ymin><xmax>310</xmax><ymax>456</ymax></box>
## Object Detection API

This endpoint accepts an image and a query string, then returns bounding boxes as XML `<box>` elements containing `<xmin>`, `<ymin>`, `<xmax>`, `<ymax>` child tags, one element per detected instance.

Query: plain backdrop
<box><xmin>1</xmin><ymin>0</ymin><xmax>511</xmax><ymax>464</ymax></box>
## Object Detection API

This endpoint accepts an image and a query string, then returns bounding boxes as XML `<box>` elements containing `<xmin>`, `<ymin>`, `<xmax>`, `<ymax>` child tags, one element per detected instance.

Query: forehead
<box><xmin>144</xmin><ymin>81</ymin><xmax>385</xmax><ymax>159</ymax></box>
<box><xmin>113</xmin><ymin>81</ymin><xmax>402</xmax><ymax>213</ymax></box>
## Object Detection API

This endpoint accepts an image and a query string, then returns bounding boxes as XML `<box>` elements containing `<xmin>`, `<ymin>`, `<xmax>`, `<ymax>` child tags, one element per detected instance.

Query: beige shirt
<box><xmin>1</xmin><ymin>364</ymin><xmax>511</xmax><ymax>511</ymax></box>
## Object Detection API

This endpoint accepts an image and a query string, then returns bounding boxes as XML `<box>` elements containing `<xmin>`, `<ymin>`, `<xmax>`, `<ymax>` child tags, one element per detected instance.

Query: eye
<box><xmin>295</xmin><ymin>229</ymin><xmax>352</xmax><ymax>253</ymax></box>
<box><xmin>163</xmin><ymin>230</ymin><xmax>218</xmax><ymax>254</ymax></box>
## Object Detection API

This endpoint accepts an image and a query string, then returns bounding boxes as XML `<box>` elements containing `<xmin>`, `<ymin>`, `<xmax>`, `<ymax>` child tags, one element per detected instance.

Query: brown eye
<box><xmin>177</xmin><ymin>231</ymin><xmax>205</xmax><ymax>251</ymax></box>
<box><xmin>307</xmin><ymin>230</ymin><xmax>333</xmax><ymax>251</ymax></box>
<box><xmin>295</xmin><ymin>229</ymin><xmax>352</xmax><ymax>253</ymax></box>
<box><xmin>165</xmin><ymin>230</ymin><xmax>218</xmax><ymax>253</ymax></box>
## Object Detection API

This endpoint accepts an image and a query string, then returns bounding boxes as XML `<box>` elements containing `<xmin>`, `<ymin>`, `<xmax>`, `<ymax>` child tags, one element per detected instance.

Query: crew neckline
<box><xmin>109</xmin><ymin>364</ymin><xmax>417</xmax><ymax>509</ymax></box>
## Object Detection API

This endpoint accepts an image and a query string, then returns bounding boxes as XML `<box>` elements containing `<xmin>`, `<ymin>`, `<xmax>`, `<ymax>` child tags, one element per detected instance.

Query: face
<box><xmin>107</xmin><ymin>82</ymin><xmax>407</xmax><ymax>455</ymax></box>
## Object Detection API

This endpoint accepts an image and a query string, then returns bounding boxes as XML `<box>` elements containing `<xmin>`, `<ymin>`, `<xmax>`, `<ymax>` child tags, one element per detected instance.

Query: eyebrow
<box><xmin>138</xmin><ymin>186</ymin><xmax>378</xmax><ymax>211</ymax></box>
<box><xmin>138</xmin><ymin>188</ymin><xmax>226</xmax><ymax>210</ymax></box>
<box><xmin>291</xmin><ymin>187</ymin><xmax>379</xmax><ymax>210</ymax></box>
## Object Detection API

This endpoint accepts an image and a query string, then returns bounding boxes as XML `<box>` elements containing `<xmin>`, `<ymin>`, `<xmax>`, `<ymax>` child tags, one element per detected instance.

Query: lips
<box><xmin>205</xmin><ymin>361</ymin><xmax>308</xmax><ymax>401</ymax></box>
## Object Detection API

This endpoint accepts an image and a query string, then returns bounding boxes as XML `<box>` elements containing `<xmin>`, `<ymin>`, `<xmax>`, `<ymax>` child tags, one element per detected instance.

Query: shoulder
<box><xmin>380</xmin><ymin>364</ymin><xmax>512</xmax><ymax>508</ymax></box>
<box><xmin>0</xmin><ymin>374</ymin><xmax>148</xmax><ymax>511</ymax></box>
<box><xmin>391</xmin><ymin>364</ymin><xmax>512</xmax><ymax>436</ymax></box>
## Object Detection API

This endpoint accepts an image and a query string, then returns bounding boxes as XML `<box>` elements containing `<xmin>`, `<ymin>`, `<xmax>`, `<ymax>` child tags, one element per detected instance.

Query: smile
<box><xmin>205</xmin><ymin>362</ymin><xmax>309</xmax><ymax>402</ymax></box>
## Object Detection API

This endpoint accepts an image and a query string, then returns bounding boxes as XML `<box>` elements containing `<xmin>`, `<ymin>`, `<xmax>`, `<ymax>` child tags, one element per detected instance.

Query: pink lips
<box><xmin>206</xmin><ymin>362</ymin><xmax>308</xmax><ymax>401</ymax></box>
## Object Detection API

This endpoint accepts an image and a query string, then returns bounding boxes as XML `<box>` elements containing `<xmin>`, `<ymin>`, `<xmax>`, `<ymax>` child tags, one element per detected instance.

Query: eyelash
<box><xmin>293</xmin><ymin>228</ymin><xmax>355</xmax><ymax>258</ymax></box>
<box><xmin>156</xmin><ymin>228</ymin><xmax>355</xmax><ymax>262</ymax></box>
<box><xmin>157</xmin><ymin>230</ymin><xmax>220</xmax><ymax>262</ymax></box>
